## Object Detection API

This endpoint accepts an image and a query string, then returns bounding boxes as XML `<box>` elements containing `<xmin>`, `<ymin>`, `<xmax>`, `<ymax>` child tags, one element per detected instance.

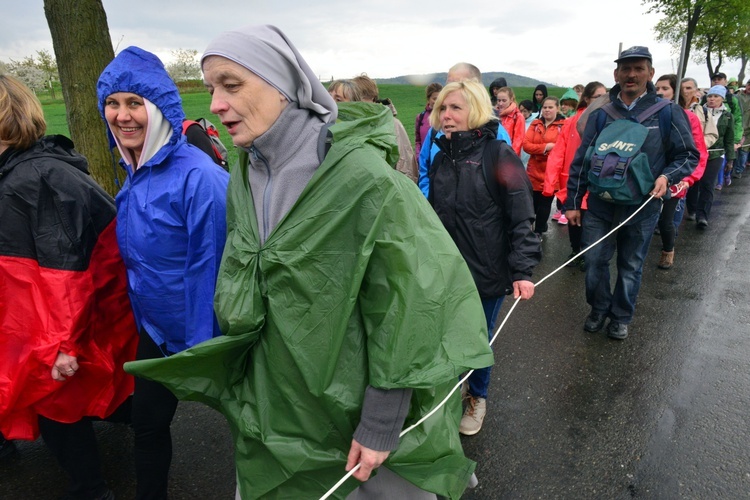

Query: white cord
<box><xmin>320</xmin><ymin>194</ymin><xmax>662</xmax><ymax>499</ymax></box>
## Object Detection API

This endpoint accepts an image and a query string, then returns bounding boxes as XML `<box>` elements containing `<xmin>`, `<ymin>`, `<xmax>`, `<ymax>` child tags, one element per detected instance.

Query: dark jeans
<box><xmin>686</xmin><ymin>157</ymin><xmax>723</xmax><ymax>220</ymax></box>
<box><xmin>467</xmin><ymin>297</ymin><xmax>504</xmax><ymax>399</ymax></box>
<box><xmin>533</xmin><ymin>191</ymin><xmax>554</xmax><ymax>233</ymax></box>
<box><xmin>569</xmin><ymin>212</ymin><xmax>584</xmax><ymax>253</ymax></box>
<box><xmin>582</xmin><ymin>208</ymin><xmax>659</xmax><ymax>324</ymax></box>
<box><xmin>132</xmin><ymin>331</ymin><xmax>179</xmax><ymax>500</ymax></box>
<box><xmin>658</xmin><ymin>196</ymin><xmax>680</xmax><ymax>252</ymax></box>
<box><xmin>38</xmin><ymin>416</ymin><xmax>108</xmax><ymax>499</ymax></box>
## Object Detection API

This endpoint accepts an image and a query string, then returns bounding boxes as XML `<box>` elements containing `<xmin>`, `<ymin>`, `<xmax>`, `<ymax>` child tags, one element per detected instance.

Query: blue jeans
<box><xmin>467</xmin><ymin>297</ymin><xmax>504</xmax><ymax>399</ymax></box>
<box><xmin>735</xmin><ymin>147</ymin><xmax>749</xmax><ymax>175</ymax></box>
<box><xmin>582</xmin><ymin>208</ymin><xmax>659</xmax><ymax>324</ymax></box>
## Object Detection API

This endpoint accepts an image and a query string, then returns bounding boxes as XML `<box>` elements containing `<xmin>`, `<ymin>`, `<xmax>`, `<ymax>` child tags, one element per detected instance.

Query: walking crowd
<box><xmin>1</xmin><ymin>24</ymin><xmax>749</xmax><ymax>500</ymax></box>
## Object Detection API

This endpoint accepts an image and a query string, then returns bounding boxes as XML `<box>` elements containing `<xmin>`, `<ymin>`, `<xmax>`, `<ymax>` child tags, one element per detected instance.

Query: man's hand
<box><xmin>51</xmin><ymin>352</ymin><xmax>79</xmax><ymax>382</ymax></box>
<box><xmin>346</xmin><ymin>440</ymin><xmax>390</xmax><ymax>482</ymax></box>
<box><xmin>512</xmin><ymin>280</ymin><xmax>535</xmax><ymax>300</ymax></box>
<box><xmin>566</xmin><ymin>210</ymin><xmax>582</xmax><ymax>226</ymax></box>
<box><xmin>650</xmin><ymin>175</ymin><xmax>669</xmax><ymax>198</ymax></box>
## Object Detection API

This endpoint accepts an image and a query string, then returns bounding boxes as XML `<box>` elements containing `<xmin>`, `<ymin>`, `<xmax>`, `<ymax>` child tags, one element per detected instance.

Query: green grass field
<box><xmin>41</xmin><ymin>83</ymin><xmax>567</xmax><ymax>167</ymax></box>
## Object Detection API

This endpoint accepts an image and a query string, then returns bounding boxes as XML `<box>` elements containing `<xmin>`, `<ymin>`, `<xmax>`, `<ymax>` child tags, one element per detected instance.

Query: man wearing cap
<box><xmin>565</xmin><ymin>46</ymin><xmax>698</xmax><ymax>340</ymax></box>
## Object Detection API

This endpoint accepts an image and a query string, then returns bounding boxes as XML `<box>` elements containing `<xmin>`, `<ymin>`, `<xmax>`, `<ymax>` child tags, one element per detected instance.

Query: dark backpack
<box><xmin>585</xmin><ymin>100</ymin><xmax>672</xmax><ymax>205</ymax></box>
<box><xmin>182</xmin><ymin>118</ymin><xmax>228</xmax><ymax>168</ymax></box>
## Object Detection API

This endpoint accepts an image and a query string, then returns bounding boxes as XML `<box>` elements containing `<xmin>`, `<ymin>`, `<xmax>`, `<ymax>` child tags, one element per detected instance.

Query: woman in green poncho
<box><xmin>127</xmin><ymin>24</ymin><xmax>494</xmax><ymax>499</ymax></box>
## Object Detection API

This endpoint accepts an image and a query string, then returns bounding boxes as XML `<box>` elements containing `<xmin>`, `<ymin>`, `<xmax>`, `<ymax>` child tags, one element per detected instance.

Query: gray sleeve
<box><xmin>352</xmin><ymin>386</ymin><xmax>413</xmax><ymax>451</ymax></box>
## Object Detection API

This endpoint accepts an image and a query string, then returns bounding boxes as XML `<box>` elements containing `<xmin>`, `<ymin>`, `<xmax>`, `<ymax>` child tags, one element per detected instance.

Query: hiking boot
<box><xmin>557</xmin><ymin>213</ymin><xmax>568</xmax><ymax>225</ymax></box>
<box><xmin>583</xmin><ymin>311</ymin><xmax>606</xmax><ymax>333</ymax></box>
<box><xmin>657</xmin><ymin>250</ymin><xmax>674</xmax><ymax>270</ymax></box>
<box><xmin>607</xmin><ymin>321</ymin><xmax>628</xmax><ymax>340</ymax></box>
<box><xmin>459</xmin><ymin>396</ymin><xmax>487</xmax><ymax>436</ymax></box>
<box><xmin>697</xmin><ymin>218</ymin><xmax>708</xmax><ymax>229</ymax></box>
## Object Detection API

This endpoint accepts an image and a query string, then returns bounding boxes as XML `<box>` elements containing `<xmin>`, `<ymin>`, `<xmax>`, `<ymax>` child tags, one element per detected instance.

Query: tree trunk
<box><xmin>739</xmin><ymin>54</ymin><xmax>747</xmax><ymax>86</ymax></box>
<box><xmin>680</xmin><ymin>4</ymin><xmax>703</xmax><ymax>79</ymax></box>
<box><xmin>44</xmin><ymin>0</ymin><xmax>123</xmax><ymax>196</ymax></box>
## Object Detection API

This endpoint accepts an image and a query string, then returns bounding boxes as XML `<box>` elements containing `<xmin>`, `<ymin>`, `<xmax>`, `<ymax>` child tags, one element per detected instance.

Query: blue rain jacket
<box><xmin>97</xmin><ymin>46</ymin><xmax>229</xmax><ymax>353</ymax></box>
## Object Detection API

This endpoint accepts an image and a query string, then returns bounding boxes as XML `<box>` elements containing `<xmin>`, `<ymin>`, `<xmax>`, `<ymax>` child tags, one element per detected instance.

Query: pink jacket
<box><xmin>675</xmin><ymin>109</ymin><xmax>707</xmax><ymax>198</ymax></box>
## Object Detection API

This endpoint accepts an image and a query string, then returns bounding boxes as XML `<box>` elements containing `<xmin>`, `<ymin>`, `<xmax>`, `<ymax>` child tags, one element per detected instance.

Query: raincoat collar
<box><xmin>247</xmin><ymin>102</ymin><xmax>324</xmax><ymax>173</ymax></box>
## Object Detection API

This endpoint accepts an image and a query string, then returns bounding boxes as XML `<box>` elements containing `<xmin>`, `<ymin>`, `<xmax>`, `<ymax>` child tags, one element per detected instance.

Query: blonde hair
<box><xmin>0</xmin><ymin>74</ymin><xmax>46</xmax><ymax>150</ymax></box>
<box><xmin>328</xmin><ymin>79</ymin><xmax>362</xmax><ymax>102</ymax></box>
<box><xmin>429</xmin><ymin>80</ymin><xmax>497</xmax><ymax>131</ymax></box>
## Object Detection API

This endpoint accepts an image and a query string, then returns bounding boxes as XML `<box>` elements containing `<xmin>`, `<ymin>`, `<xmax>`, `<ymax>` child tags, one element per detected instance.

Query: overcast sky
<box><xmin>2</xmin><ymin>0</ymin><xmax>742</xmax><ymax>89</ymax></box>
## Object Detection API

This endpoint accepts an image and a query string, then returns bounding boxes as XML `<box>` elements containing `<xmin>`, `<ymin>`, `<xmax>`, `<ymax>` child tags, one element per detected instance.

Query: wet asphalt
<box><xmin>3</xmin><ymin>176</ymin><xmax>750</xmax><ymax>499</ymax></box>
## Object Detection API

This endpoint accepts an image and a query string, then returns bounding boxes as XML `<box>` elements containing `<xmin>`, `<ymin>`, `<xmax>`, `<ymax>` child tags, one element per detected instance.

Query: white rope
<box><xmin>321</xmin><ymin>193</ymin><xmax>667</xmax><ymax>499</ymax></box>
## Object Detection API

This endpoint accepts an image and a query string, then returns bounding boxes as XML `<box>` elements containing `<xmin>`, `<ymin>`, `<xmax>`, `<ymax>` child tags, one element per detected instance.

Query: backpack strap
<box><xmin>482</xmin><ymin>142</ymin><xmax>504</xmax><ymax>207</ymax></box>
<box><xmin>182</xmin><ymin>119</ymin><xmax>198</xmax><ymax>135</ymax></box>
<box><xmin>634</xmin><ymin>99</ymin><xmax>671</xmax><ymax>124</ymax></box>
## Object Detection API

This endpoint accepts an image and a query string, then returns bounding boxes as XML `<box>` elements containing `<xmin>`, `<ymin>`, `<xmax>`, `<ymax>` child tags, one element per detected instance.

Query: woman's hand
<box><xmin>51</xmin><ymin>352</ymin><xmax>79</xmax><ymax>382</ymax></box>
<box><xmin>346</xmin><ymin>439</ymin><xmax>390</xmax><ymax>482</ymax></box>
<box><xmin>513</xmin><ymin>280</ymin><xmax>535</xmax><ymax>300</ymax></box>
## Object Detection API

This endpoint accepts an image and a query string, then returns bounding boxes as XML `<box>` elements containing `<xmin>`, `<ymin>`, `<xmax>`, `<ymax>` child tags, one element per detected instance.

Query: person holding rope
<box><xmin>125</xmin><ymin>24</ymin><xmax>494</xmax><ymax>499</ymax></box>
<box><xmin>565</xmin><ymin>46</ymin><xmax>698</xmax><ymax>340</ymax></box>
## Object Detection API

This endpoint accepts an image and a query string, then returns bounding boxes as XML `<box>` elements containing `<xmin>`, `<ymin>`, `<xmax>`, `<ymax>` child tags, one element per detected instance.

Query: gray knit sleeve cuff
<box><xmin>352</xmin><ymin>386</ymin><xmax>413</xmax><ymax>452</ymax></box>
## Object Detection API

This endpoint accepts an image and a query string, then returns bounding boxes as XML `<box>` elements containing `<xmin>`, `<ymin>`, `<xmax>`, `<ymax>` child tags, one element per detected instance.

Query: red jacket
<box><xmin>523</xmin><ymin>115</ymin><xmax>565</xmax><ymax>191</ymax></box>
<box><xmin>544</xmin><ymin>108</ymin><xmax>583</xmax><ymax>202</ymax></box>
<box><xmin>499</xmin><ymin>103</ymin><xmax>526</xmax><ymax>156</ymax></box>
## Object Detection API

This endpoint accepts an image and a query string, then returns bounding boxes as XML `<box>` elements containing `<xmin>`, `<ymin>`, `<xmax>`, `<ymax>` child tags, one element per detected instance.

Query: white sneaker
<box><xmin>459</xmin><ymin>396</ymin><xmax>487</xmax><ymax>436</ymax></box>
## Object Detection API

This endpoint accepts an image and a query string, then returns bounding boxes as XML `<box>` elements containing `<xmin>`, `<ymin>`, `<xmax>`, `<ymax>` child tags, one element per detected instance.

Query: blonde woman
<box><xmin>428</xmin><ymin>80</ymin><xmax>540</xmax><ymax>435</ymax></box>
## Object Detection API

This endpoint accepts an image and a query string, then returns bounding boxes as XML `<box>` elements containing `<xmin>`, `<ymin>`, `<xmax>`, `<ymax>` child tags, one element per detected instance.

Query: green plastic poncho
<box><xmin>126</xmin><ymin>103</ymin><xmax>494</xmax><ymax>499</ymax></box>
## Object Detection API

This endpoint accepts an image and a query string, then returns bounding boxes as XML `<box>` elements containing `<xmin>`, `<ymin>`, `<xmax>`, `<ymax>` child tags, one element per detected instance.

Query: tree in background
<box><xmin>645</xmin><ymin>0</ymin><xmax>750</xmax><ymax>81</ymax></box>
<box><xmin>35</xmin><ymin>49</ymin><xmax>59</xmax><ymax>99</ymax></box>
<box><xmin>644</xmin><ymin>0</ymin><xmax>705</xmax><ymax>78</ymax></box>
<box><xmin>166</xmin><ymin>48</ymin><xmax>201</xmax><ymax>82</ymax></box>
<box><xmin>7</xmin><ymin>56</ymin><xmax>46</xmax><ymax>92</ymax></box>
<box><xmin>44</xmin><ymin>0</ymin><xmax>123</xmax><ymax>196</ymax></box>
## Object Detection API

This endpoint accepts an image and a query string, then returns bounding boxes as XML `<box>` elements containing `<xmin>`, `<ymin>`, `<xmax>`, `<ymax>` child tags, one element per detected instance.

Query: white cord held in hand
<box><xmin>320</xmin><ymin>194</ymin><xmax>660</xmax><ymax>499</ymax></box>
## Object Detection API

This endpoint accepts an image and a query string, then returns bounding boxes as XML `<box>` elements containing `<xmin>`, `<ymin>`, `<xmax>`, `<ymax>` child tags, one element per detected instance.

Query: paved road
<box><xmin>3</xmin><ymin>178</ymin><xmax>750</xmax><ymax>499</ymax></box>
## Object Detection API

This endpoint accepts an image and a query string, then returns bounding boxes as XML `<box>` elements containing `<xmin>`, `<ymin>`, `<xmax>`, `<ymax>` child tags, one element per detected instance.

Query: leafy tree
<box><xmin>36</xmin><ymin>49</ymin><xmax>59</xmax><ymax>99</ymax></box>
<box><xmin>166</xmin><ymin>48</ymin><xmax>201</xmax><ymax>82</ymax></box>
<box><xmin>645</xmin><ymin>0</ymin><xmax>750</xmax><ymax>80</ymax></box>
<box><xmin>44</xmin><ymin>0</ymin><xmax>123</xmax><ymax>196</ymax></box>
<box><xmin>644</xmin><ymin>0</ymin><xmax>707</xmax><ymax>78</ymax></box>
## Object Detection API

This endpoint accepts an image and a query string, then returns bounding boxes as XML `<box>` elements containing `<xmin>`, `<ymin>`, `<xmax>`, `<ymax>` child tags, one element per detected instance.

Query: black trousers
<box><xmin>686</xmin><ymin>156</ymin><xmax>723</xmax><ymax>220</ymax></box>
<box><xmin>132</xmin><ymin>331</ymin><xmax>179</xmax><ymax>500</ymax></box>
<box><xmin>38</xmin><ymin>416</ymin><xmax>108</xmax><ymax>499</ymax></box>
<box><xmin>533</xmin><ymin>191</ymin><xmax>555</xmax><ymax>233</ymax></box>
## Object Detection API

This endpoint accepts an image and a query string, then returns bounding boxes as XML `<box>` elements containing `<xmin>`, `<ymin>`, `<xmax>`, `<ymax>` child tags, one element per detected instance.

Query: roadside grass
<box><xmin>41</xmin><ymin>83</ymin><xmax>568</xmax><ymax>167</ymax></box>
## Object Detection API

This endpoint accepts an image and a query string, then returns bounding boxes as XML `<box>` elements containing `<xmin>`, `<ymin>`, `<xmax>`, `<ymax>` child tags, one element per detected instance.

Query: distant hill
<box><xmin>374</xmin><ymin>71</ymin><xmax>558</xmax><ymax>89</ymax></box>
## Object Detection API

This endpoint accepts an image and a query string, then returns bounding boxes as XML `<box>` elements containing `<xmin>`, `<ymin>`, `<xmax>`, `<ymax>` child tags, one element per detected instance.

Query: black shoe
<box><xmin>0</xmin><ymin>437</ymin><xmax>17</xmax><ymax>459</ymax></box>
<box><xmin>583</xmin><ymin>312</ymin><xmax>606</xmax><ymax>332</ymax></box>
<box><xmin>607</xmin><ymin>321</ymin><xmax>628</xmax><ymax>340</ymax></box>
<box><xmin>686</xmin><ymin>212</ymin><xmax>696</xmax><ymax>221</ymax></box>
<box><xmin>58</xmin><ymin>488</ymin><xmax>114</xmax><ymax>500</ymax></box>
<box><xmin>732</xmin><ymin>172</ymin><xmax>742</xmax><ymax>179</ymax></box>
<box><xmin>565</xmin><ymin>252</ymin><xmax>583</xmax><ymax>267</ymax></box>
<box><xmin>696</xmin><ymin>218</ymin><xmax>708</xmax><ymax>229</ymax></box>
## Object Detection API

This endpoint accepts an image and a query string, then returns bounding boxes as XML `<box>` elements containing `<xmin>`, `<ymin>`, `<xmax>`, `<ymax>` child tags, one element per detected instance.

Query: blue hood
<box><xmin>96</xmin><ymin>46</ymin><xmax>185</xmax><ymax>150</ymax></box>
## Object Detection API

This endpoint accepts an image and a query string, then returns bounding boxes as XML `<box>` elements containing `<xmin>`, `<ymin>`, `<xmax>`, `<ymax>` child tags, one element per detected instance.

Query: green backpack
<box><xmin>585</xmin><ymin>100</ymin><xmax>671</xmax><ymax>205</ymax></box>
